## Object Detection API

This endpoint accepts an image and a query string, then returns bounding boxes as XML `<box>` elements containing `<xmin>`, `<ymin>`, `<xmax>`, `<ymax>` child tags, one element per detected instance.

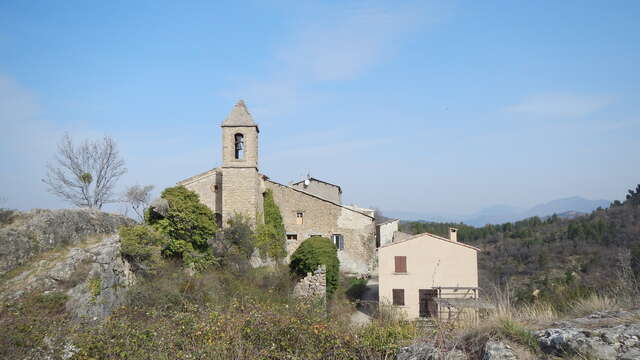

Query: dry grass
<box><xmin>569</xmin><ymin>293</ymin><xmax>620</xmax><ymax>317</ymax></box>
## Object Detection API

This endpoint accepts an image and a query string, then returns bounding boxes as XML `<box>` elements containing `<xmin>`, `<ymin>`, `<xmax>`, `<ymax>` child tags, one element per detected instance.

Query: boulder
<box><xmin>482</xmin><ymin>341</ymin><xmax>517</xmax><ymax>360</ymax></box>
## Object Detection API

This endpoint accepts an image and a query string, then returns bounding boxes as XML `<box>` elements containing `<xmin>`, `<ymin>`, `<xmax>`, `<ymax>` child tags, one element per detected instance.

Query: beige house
<box><xmin>378</xmin><ymin>228</ymin><xmax>480</xmax><ymax>320</ymax></box>
<box><xmin>177</xmin><ymin>100</ymin><xmax>378</xmax><ymax>274</ymax></box>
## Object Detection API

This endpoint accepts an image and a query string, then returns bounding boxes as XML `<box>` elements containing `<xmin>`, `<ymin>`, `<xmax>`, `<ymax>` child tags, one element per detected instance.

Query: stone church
<box><xmin>177</xmin><ymin>101</ymin><xmax>380</xmax><ymax>274</ymax></box>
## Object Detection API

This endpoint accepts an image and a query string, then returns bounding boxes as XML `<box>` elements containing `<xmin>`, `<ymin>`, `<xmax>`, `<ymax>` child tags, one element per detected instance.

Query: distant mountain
<box><xmin>521</xmin><ymin>196</ymin><xmax>610</xmax><ymax>219</ymax></box>
<box><xmin>388</xmin><ymin>196</ymin><xmax>610</xmax><ymax>227</ymax></box>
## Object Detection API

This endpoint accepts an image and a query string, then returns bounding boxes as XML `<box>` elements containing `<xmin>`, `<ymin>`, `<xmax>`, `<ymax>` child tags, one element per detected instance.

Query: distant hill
<box><xmin>388</xmin><ymin>196</ymin><xmax>610</xmax><ymax>226</ymax></box>
<box><xmin>398</xmin><ymin>186</ymin><xmax>640</xmax><ymax>303</ymax></box>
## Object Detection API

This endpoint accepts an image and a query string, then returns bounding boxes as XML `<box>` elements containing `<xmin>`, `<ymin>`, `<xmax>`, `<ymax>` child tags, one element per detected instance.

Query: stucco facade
<box><xmin>378</xmin><ymin>231</ymin><xmax>479</xmax><ymax>320</ymax></box>
<box><xmin>177</xmin><ymin>100</ymin><xmax>377</xmax><ymax>274</ymax></box>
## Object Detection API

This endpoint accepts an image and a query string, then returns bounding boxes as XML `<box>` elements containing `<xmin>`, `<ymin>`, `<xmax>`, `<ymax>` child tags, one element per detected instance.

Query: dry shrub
<box><xmin>570</xmin><ymin>293</ymin><xmax>619</xmax><ymax>317</ymax></box>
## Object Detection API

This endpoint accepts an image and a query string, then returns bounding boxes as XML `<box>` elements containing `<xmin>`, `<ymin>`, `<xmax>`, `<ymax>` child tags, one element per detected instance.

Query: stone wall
<box><xmin>293</xmin><ymin>265</ymin><xmax>326</xmax><ymax>299</ymax></box>
<box><xmin>221</xmin><ymin>167</ymin><xmax>261</xmax><ymax>225</ymax></box>
<box><xmin>265</xmin><ymin>180</ymin><xmax>375</xmax><ymax>274</ymax></box>
<box><xmin>291</xmin><ymin>179</ymin><xmax>341</xmax><ymax>204</ymax></box>
<box><xmin>178</xmin><ymin>169</ymin><xmax>222</xmax><ymax>214</ymax></box>
<box><xmin>377</xmin><ymin>219</ymin><xmax>399</xmax><ymax>247</ymax></box>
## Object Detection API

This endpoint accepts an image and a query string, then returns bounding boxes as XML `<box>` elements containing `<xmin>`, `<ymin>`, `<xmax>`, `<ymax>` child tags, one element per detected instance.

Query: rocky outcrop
<box><xmin>482</xmin><ymin>341</ymin><xmax>517</xmax><ymax>360</ymax></box>
<box><xmin>0</xmin><ymin>208</ymin><xmax>133</xmax><ymax>276</ymax></box>
<box><xmin>536</xmin><ymin>322</ymin><xmax>640</xmax><ymax>360</ymax></box>
<box><xmin>396</xmin><ymin>342</ymin><xmax>465</xmax><ymax>360</ymax></box>
<box><xmin>1</xmin><ymin>233</ymin><xmax>136</xmax><ymax>320</ymax></box>
<box><xmin>293</xmin><ymin>265</ymin><xmax>326</xmax><ymax>300</ymax></box>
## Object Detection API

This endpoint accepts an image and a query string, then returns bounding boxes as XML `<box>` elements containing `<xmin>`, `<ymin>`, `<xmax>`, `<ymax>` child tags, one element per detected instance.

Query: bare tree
<box><xmin>42</xmin><ymin>133</ymin><xmax>127</xmax><ymax>209</ymax></box>
<box><xmin>124</xmin><ymin>184</ymin><xmax>154</xmax><ymax>221</ymax></box>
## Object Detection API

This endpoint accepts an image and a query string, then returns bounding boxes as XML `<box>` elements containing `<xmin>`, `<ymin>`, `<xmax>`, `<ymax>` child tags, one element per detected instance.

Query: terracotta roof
<box><xmin>291</xmin><ymin>177</ymin><xmax>342</xmax><ymax>193</ymax></box>
<box><xmin>265</xmin><ymin>179</ymin><xmax>373</xmax><ymax>219</ymax></box>
<box><xmin>379</xmin><ymin>231</ymin><xmax>480</xmax><ymax>252</ymax></box>
<box><xmin>221</xmin><ymin>100</ymin><xmax>258</xmax><ymax>128</ymax></box>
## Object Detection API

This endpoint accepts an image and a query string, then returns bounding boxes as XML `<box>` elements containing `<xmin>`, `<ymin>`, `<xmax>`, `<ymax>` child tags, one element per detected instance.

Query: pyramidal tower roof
<box><xmin>222</xmin><ymin>100</ymin><xmax>257</xmax><ymax>128</ymax></box>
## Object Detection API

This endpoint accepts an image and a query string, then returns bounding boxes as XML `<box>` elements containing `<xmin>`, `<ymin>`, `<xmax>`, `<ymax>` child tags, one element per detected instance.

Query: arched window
<box><xmin>234</xmin><ymin>133</ymin><xmax>244</xmax><ymax>159</ymax></box>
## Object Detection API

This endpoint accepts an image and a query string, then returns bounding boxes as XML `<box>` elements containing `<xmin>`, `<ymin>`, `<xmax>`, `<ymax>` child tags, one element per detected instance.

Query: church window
<box><xmin>286</xmin><ymin>234</ymin><xmax>298</xmax><ymax>241</ymax></box>
<box><xmin>296</xmin><ymin>212</ymin><xmax>303</xmax><ymax>224</ymax></box>
<box><xmin>332</xmin><ymin>234</ymin><xmax>344</xmax><ymax>250</ymax></box>
<box><xmin>234</xmin><ymin>133</ymin><xmax>244</xmax><ymax>159</ymax></box>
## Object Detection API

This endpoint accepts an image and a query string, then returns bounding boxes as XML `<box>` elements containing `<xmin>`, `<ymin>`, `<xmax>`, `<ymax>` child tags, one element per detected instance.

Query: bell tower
<box><xmin>220</xmin><ymin>100</ymin><xmax>260</xmax><ymax>225</ymax></box>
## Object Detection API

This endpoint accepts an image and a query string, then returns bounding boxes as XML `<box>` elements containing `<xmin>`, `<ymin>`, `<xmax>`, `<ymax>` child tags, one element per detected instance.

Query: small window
<box><xmin>234</xmin><ymin>133</ymin><xmax>244</xmax><ymax>160</ymax></box>
<box><xmin>394</xmin><ymin>256</ymin><xmax>407</xmax><ymax>273</ymax></box>
<box><xmin>392</xmin><ymin>289</ymin><xmax>405</xmax><ymax>306</ymax></box>
<box><xmin>296</xmin><ymin>212</ymin><xmax>303</xmax><ymax>224</ymax></box>
<box><xmin>286</xmin><ymin>234</ymin><xmax>298</xmax><ymax>241</ymax></box>
<box><xmin>332</xmin><ymin>234</ymin><xmax>344</xmax><ymax>250</ymax></box>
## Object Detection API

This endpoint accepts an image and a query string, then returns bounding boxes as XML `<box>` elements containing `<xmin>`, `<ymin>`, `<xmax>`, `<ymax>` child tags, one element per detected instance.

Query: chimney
<box><xmin>449</xmin><ymin>227</ymin><xmax>458</xmax><ymax>242</ymax></box>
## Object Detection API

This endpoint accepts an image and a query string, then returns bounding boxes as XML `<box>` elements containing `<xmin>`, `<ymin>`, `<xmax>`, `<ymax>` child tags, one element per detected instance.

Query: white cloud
<box><xmin>505</xmin><ymin>92</ymin><xmax>613</xmax><ymax>118</ymax></box>
<box><xmin>223</xmin><ymin>2</ymin><xmax>439</xmax><ymax>118</ymax></box>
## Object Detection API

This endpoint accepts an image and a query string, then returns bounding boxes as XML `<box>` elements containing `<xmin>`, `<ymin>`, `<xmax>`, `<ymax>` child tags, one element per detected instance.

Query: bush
<box><xmin>146</xmin><ymin>186</ymin><xmax>217</xmax><ymax>251</ymax></box>
<box><xmin>254</xmin><ymin>190</ymin><xmax>286</xmax><ymax>262</ymax></box>
<box><xmin>119</xmin><ymin>225</ymin><xmax>166</xmax><ymax>275</ymax></box>
<box><xmin>217</xmin><ymin>213</ymin><xmax>255</xmax><ymax>266</ymax></box>
<box><xmin>289</xmin><ymin>236</ymin><xmax>339</xmax><ymax>295</ymax></box>
<box><xmin>146</xmin><ymin>186</ymin><xmax>218</xmax><ymax>263</ymax></box>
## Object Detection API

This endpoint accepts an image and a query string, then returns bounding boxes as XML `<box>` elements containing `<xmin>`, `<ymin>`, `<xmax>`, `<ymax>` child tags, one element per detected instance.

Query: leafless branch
<box><xmin>124</xmin><ymin>184</ymin><xmax>155</xmax><ymax>221</ymax></box>
<box><xmin>42</xmin><ymin>133</ymin><xmax>127</xmax><ymax>209</ymax></box>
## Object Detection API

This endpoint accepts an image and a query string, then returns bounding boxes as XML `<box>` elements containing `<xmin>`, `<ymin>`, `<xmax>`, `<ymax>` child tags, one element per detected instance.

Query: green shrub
<box><xmin>498</xmin><ymin>318</ymin><xmax>539</xmax><ymax>352</ymax></box>
<box><xmin>146</xmin><ymin>186</ymin><xmax>218</xmax><ymax>262</ymax></box>
<box><xmin>146</xmin><ymin>186</ymin><xmax>217</xmax><ymax>250</ymax></box>
<box><xmin>119</xmin><ymin>225</ymin><xmax>166</xmax><ymax>275</ymax></box>
<box><xmin>345</xmin><ymin>277</ymin><xmax>368</xmax><ymax>300</ymax></box>
<box><xmin>88</xmin><ymin>276</ymin><xmax>102</xmax><ymax>304</ymax></box>
<box><xmin>358</xmin><ymin>320</ymin><xmax>419</xmax><ymax>357</ymax></box>
<box><xmin>254</xmin><ymin>190</ymin><xmax>286</xmax><ymax>262</ymax></box>
<box><xmin>289</xmin><ymin>236</ymin><xmax>339</xmax><ymax>295</ymax></box>
<box><xmin>219</xmin><ymin>213</ymin><xmax>255</xmax><ymax>263</ymax></box>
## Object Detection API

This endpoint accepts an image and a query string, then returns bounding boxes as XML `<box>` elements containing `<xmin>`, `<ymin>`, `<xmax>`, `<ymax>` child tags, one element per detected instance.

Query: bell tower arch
<box><xmin>220</xmin><ymin>100</ymin><xmax>260</xmax><ymax>225</ymax></box>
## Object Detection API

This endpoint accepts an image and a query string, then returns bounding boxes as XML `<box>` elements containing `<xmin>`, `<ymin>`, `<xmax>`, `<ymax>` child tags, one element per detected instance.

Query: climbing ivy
<box><xmin>255</xmin><ymin>189</ymin><xmax>287</xmax><ymax>262</ymax></box>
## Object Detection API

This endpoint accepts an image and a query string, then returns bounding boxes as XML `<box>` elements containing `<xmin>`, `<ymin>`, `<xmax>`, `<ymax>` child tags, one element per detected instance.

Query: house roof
<box><xmin>291</xmin><ymin>177</ymin><xmax>342</xmax><ymax>194</ymax></box>
<box><xmin>221</xmin><ymin>100</ymin><xmax>258</xmax><ymax>129</ymax></box>
<box><xmin>265</xmin><ymin>179</ymin><xmax>373</xmax><ymax>219</ymax></box>
<box><xmin>379</xmin><ymin>231</ymin><xmax>481</xmax><ymax>252</ymax></box>
<box><xmin>177</xmin><ymin>168</ymin><xmax>218</xmax><ymax>186</ymax></box>
<box><xmin>376</xmin><ymin>218</ymin><xmax>400</xmax><ymax>226</ymax></box>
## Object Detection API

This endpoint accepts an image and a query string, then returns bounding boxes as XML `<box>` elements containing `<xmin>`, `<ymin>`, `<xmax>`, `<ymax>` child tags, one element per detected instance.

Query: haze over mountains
<box><xmin>388</xmin><ymin>196</ymin><xmax>611</xmax><ymax>227</ymax></box>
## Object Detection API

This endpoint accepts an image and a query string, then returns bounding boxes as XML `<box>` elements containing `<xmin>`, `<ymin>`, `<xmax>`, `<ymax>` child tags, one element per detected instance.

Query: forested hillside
<box><xmin>400</xmin><ymin>185</ymin><xmax>640</xmax><ymax>304</ymax></box>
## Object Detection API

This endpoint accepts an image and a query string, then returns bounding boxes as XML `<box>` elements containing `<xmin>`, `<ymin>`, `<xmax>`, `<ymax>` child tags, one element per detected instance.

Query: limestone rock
<box><xmin>396</xmin><ymin>342</ymin><xmax>466</xmax><ymax>360</ymax></box>
<box><xmin>149</xmin><ymin>198</ymin><xmax>169</xmax><ymax>217</ymax></box>
<box><xmin>0</xmin><ymin>208</ymin><xmax>133</xmax><ymax>276</ymax></box>
<box><xmin>1</xmin><ymin>234</ymin><xmax>136</xmax><ymax>320</ymax></box>
<box><xmin>482</xmin><ymin>341</ymin><xmax>517</xmax><ymax>360</ymax></box>
<box><xmin>536</xmin><ymin>322</ymin><xmax>640</xmax><ymax>360</ymax></box>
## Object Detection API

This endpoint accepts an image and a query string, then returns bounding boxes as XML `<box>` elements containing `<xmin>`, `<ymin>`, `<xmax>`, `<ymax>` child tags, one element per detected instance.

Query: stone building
<box><xmin>177</xmin><ymin>101</ymin><xmax>378</xmax><ymax>274</ymax></box>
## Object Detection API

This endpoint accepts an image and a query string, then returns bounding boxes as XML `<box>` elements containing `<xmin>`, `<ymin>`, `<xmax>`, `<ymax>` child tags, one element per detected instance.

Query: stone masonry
<box><xmin>177</xmin><ymin>100</ymin><xmax>378</xmax><ymax>274</ymax></box>
<box><xmin>293</xmin><ymin>265</ymin><xmax>327</xmax><ymax>300</ymax></box>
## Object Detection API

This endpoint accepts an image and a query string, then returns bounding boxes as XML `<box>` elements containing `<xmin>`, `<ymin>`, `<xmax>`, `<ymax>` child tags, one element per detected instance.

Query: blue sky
<box><xmin>1</xmin><ymin>0</ymin><xmax>638</xmax><ymax>216</ymax></box>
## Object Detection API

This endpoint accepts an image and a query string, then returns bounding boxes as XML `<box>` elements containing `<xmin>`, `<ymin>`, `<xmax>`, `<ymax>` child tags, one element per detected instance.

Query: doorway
<box><xmin>419</xmin><ymin>289</ymin><xmax>438</xmax><ymax>318</ymax></box>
